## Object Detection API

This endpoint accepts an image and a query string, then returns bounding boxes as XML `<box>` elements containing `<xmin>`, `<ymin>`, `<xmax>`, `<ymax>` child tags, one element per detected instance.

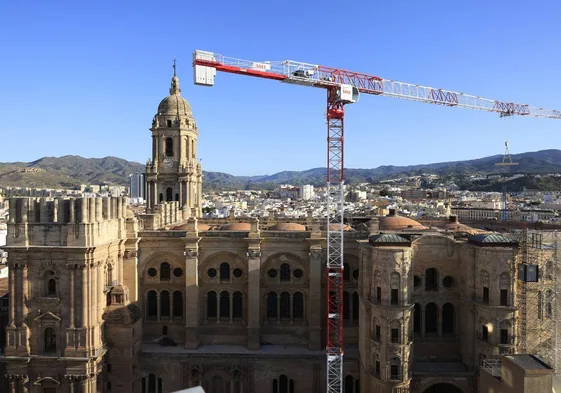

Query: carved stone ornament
<box><xmin>279</xmin><ymin>254</ymin><xmax>288</xmax><ymax>263</ymax></box>
<box><xmin>309</xmin><ymin>249</ymin><xmax>322</xmax><ymax>260</ymax></box>
<box><xmin>185</xmin><ymin>249</ymin><xmax>198</xmax><ymax>258</ymax></box>
<box><xmin>247</xmin><ymin>250</ymin><xmax>261</xmax><ymax>259</ymax></box>
<box><xmin>41</xmin><ymin>261</ymin><xmax>54</xmax><ymax>269</ymax></box>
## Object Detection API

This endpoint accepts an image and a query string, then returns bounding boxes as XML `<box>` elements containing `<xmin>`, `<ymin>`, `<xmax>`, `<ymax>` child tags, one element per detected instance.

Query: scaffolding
<box><xmin>516</xmin><ymin>228</ymin><xmax>559</xmax><ymax>370</ymax></box>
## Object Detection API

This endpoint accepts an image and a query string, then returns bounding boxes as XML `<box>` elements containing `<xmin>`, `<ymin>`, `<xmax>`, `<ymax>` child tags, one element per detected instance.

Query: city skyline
<box><xmin>1</xmin><ymin>1</ymin><xmax>560</xmax><ymax>176</ymax></box>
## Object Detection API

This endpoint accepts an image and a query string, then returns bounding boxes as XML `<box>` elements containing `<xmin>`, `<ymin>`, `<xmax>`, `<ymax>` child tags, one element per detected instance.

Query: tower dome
<box><xmin>157</xmin><ymin>60</ymin><xmax>193</xmax><ymax>117</ymax></box>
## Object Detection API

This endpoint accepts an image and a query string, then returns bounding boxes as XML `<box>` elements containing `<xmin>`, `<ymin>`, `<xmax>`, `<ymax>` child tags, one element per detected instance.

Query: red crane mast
<box><xmin>191</xmin><ymin>50</ymin><xmax>561</xmax><ymax>393</ymax></box>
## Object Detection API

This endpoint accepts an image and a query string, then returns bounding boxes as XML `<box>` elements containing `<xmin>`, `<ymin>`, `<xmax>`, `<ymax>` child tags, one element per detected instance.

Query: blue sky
<box><xmin>1</xmin><ymin>1</ymin><xmax>560</xmax><ymax>176</ymax></box>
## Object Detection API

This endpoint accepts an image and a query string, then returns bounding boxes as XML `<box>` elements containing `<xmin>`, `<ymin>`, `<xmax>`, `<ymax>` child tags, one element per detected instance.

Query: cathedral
<box><xmin>1</xmin><ymin>67</ymin><xmax>557</xmax><ymax>393</ymax></box>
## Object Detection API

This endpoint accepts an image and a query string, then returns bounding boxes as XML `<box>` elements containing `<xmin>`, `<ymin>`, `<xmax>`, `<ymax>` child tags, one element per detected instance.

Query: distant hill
<box><xmin>1</xmin><ymin>149</ymin><xmax>561</xmax><ymax>190</ymax></box>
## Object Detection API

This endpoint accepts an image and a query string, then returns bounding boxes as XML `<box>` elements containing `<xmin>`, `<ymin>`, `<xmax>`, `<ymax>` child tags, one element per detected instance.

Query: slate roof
<box><xmin>468</xmin><ymin>234</ymin><xmax>518</xmax><ymax>246</ymax></box>
<box><xmin>369</xmin><ymin>233</ymin><xmax>410</xmax><ymax>246</ymax></box>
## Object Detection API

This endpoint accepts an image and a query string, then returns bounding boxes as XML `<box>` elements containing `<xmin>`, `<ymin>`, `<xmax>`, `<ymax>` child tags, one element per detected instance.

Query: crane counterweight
<box><xmin>192</xmin><ymin>48</ymin><xmax>561</xmax><ymax>393</ymax></box>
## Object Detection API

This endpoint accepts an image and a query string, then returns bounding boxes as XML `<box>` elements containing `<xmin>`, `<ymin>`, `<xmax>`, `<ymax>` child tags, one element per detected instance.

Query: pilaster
<box><xmin>245</xmin><ymin>218</ymin><xmax>262</xmax><ymax>350</ymax></box>
<box><xmin>183</xmin><ymin>218</ymin><xmax>201</xmax><ymax>349</ymax></box>
<box><xmin>307</xmin><ymin>230</ymin><xmax>324</xmax><ymax>350</ymax></box>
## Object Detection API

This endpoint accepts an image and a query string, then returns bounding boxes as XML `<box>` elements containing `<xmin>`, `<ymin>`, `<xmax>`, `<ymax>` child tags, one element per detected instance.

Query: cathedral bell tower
<box><xmin>145</xmin><ymin>60</ymin><xmax>203</xmax><ymax>218</ymax></box>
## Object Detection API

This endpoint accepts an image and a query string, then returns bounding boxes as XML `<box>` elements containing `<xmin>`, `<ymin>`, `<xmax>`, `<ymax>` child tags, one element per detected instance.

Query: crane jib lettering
<box><xmin>252</xmin><ymin>62</ymin><xmax>270</xmax><ymax>71</ymax></box>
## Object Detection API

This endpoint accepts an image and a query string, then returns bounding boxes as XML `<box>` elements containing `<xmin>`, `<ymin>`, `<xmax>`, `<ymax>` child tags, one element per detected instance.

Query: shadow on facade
<box><xmin>422</xmin><ymin>383</ymin><xmax>463</xmax><ymax>393</ymax></box>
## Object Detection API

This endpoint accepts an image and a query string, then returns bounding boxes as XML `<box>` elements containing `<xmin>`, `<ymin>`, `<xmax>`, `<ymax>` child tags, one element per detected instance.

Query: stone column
<box><xmin>179</xmin><ymin>181</ymin><xmax>183</xmax><ymax>207</ymax></box>
<box><xmin>9</xmin><ymin>379</ymin><xmax>15</xmax><ymax>393</ymax></box>
<box><xmin>229</xmin><ymin>293</ymin><xmax>234</xmax><ymax>323</ymax></box>
<box><xmin>152</xmin><ymin>135</ymin><xmax>157</xmax><ymax>162</ymax></box>
<box><xmin>81</xmin><ymin>264</ymin><xmax>88</xmax><ymax>329</ymax></box>
<box><xmin>69</xmin><ymin>264</ymin><xmax>75</xmax><ymax>327</ymax></box>
<box><xmin>22</xmin><ymin>380</ymin><xmax>29</xmax><ymax>393</ymax></box>
<box><xmin>184</xmin><ymin>247</ymin><xmax>200</xmax><ymax>348</ymax></box>
<box><xmin>308</xmin><ymin>249</ymin><xmax>323</xmax><ymax>350</ymax></box>
<box><xmin>157</xmin><ymin>293</ymin><xmax>161</xmax><ymax>322</ymax></box>
<box><xmin>421</xmin><ymin>308</ymin><xmax>426</xmax><ymax>337</ymax></box>
<box><xmin>18</xmin><ymin>265</ymin><xmax>25</xmax><ymax>326</ymax></box>
<box><xmin>9</xmin><ymin>265</ymin><xmax>16</xmax><ymax>326</ymax></box>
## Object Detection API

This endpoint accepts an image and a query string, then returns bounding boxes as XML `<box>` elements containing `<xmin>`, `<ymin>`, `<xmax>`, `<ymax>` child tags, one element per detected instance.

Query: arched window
<box><xmin>499</xmin><ymin>320</ymin><xmax>512</xmax><ymax>345</ymax></box>
<box><xmin>390</xmin><ymin>357</ymin><xmax>401</xmax><ymax>380</ymax></box>
<box><xmin>44</xmin><ymin>327</ymin><xmax>56</xmax><ymax>353</ymax></box>
<box><xmin>160</xmin><ymin>291</ymin><xmax>170</xmax><ymax>317</ymax></box>
<box><xmin>173</xmin><ymin>291</ymin><xmax>183</xmax><ymax>318</ymax></box>
<box><xmin>425</xmin><ymin>303</ymin><xmax>438</xmax><ymax>335</ymax></box>
<box><xmin>47</xmin><ymin>278</ymin><xmax>57</xmax><ymax>297</ymax></box>
<box><xmin>390</xmin><ymin>272</ymin><xmax>400</xmax><ymax>305</ymax></box>
<box><xmin>220</xmin><ymin>291</ymin><xmax>230</xmax><ymax>319</ymax></box>
<box><xmin>390</xmin><ymin>320</ymin><xmax>401</xmax><ymax>344</ymax></box>
<box><xmin>293</xmin><ymin>292</ymin><xmax>304</xmax><ymax>319</ymax></box>
<box><xmin>280</xmin><ymin>292</ymin><xmax>290</xmax><ymax>319</ymax></box>
<box><xmin>185</xmin><ymin>137</ymin><xmax>190</xmax><ymax>158</ymax></box>
<box><xmin>143</xmin><ymin>373</ymin><xmax>163</xmax><ymax>393</ymax></box>
<box><xmin>352</xmin><ymin>292</ymin><xmax>359</xmax><ymax>322</ymax></box>
<box><xmin>280</xmin><ymin>263</ymin><xmax>291</xmax><ymax>282</ymax></box>
<box><xmin>480</xmin><ymin>270</ymin><xmax>490</xmax><ymax>304</ymax></box>
<box><xmin>158</xmin><ymin>193</ymin><xmax>163</xmax><ymax>203</ymax></box>
<box><xmin>425</xmin><ymin>268</ymin><xmax>438</xmax><ymax>291</ymax></box>
<box><xmin>344</xmin><ymin>375</ymin><xmax>354</xmax><ymax>393</ymax></box>
<box><xmin>414</xmin><ymin>303</ymin><xmax>422</xmax><ymax>335</ymax></box>
<box><xmin>175</xmin><ymin>193</ymin><xmax>179</xmax><ymax>201</ymax></box>
<box><xmin>272</xmin><ymin>375</ymin><xmax>294</xmax><ymax>393</ymax></box>
<box><xmin>147</xmin><ymin>290</ymin><xmax>157</xmax><ymax>319</ymax></box>
<box><xmin>343</xmin><ymin>263</ymin><xmax>350</xmax><ymax>281</ymax></box>
<box><xmin>166</xmin><ymin>187</ymin><xmax>173</xmax><ymax>202</ymax></box>
<box><xmin>160</xmin><ymin>263</ymin><xmax>171</xmax><ymax>281</ymax></box>
<box><xmin>233</xmin><ymin>291</ymin><xmax>243</xmax><ymax>320</ymax></box>
<box><xmin>211</xmin><ymin>376</ymin><xmax>224</xmax><ymax>393</ymax></box>
<box><xmin>191</xmin><ymin>140</ymin><xmax>195</xmax><ymax>158</ymax></box>
<box><xmin>220</xmin><ymin>263</ymin><xmax>230</xmax><ymax>281</ymax></box>
<box><xmin>207</xmin><ymin>291</ymin><xmax>217</xmax><ymax>319</ymax></box>
<box><xmin>442</xmin><ymin>303</ymin><xmax>455</xmax><ymax>335</ymax></box>
<box><xmin>165</xmin><ymin>137</ymin><xmax>174</xmax><ymax>156</ymax></box>
<box><xmin>343</xmin><ymin>291</ymin><xmax>350</xmax><ymax>320</ymax></box>
<box><xmin>499</xmin><ymin>272</ymin><xmax>510</xmax><ymax>306</ymax></box>
<box><xmin>267</xmin><ymin>292</ymin><xmax>277</xmax><ymax>319</ymax></box>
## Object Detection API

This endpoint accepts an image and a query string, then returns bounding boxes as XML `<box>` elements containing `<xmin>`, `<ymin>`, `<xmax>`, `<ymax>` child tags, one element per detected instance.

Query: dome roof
<box><xmin>269</xmin><ymin>222</ymin><xmax>307</xmax><ymax>231</ymax></box>
<box><xmin>157</xmin><ymin>64</ymin><xmax>193</xmax><ymax>117</ymax></box>
<box><xmin>369</xmin><ymin>233</ymin><xmax>410</xmax><ymax>246</ymax></box>
<box><xmin>439</xmin><ymin>215</ymin><xmax>480</xmax><ymax>235</ymax></box>
<box><xmin>468</xmin><ymin>233</ymin><xmax>518</xmax><ymax>246</ymax></box>
<box><xmin>221</xmin><ymin>222</ymin><xmax>251</xmax><ymax>231</ymax></box>
<box><xmin>378</xmin><ymin>209</ymin><xmax>427</xmax><ymax>231</ymax></box>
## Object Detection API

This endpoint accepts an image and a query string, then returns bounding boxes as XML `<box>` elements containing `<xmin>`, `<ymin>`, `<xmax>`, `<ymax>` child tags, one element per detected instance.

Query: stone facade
<box><xmin>0</xmin><ymin>68</ymin><xmax>557</xmax><ymax>393</ymax></box>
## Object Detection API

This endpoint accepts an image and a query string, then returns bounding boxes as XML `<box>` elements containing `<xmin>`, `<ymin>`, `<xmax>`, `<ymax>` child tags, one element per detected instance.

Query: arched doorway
<box><xmin>423</xmin><ymin>383</ymin><xmax>463</xmax><ymax>393</ymax></box>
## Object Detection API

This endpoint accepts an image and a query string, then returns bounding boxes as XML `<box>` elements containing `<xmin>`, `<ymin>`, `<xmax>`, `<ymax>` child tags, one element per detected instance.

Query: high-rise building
<box><xmin>299</xmin><ymin>184</ymin><xmax>314</xmax><ymax>200</ymax></box>
<box><xmin>129</xmin><ymin>173</ymin><xmax>146</xmax><ymax>200</ymax></box>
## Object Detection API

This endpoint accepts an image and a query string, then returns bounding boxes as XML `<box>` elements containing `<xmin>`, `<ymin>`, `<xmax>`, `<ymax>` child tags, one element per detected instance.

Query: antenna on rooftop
<box><xmin>495</xmin><ymin>141</ymin><xmax>519</xmax><ymax>166</ymax></box>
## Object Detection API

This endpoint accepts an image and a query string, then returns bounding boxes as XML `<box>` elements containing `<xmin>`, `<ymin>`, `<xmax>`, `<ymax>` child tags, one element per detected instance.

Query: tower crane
<box><xmin>191</xmin><ymin>50</ymin><xmax>561</xmax><ymax>393</ymax></box>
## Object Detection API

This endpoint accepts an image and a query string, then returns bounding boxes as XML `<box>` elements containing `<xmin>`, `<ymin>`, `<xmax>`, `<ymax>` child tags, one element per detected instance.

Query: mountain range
<box><xmin>1</xmin><ymin>149</ymin><xmax>561</xmax><ymax>190</ymax></box>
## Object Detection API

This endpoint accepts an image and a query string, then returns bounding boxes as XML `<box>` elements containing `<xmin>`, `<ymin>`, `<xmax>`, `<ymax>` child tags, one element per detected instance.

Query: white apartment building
<box><xmin>299</xmin><ymin>184</ymin><xmax>314</xmax><ymax>200</ymax></box>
